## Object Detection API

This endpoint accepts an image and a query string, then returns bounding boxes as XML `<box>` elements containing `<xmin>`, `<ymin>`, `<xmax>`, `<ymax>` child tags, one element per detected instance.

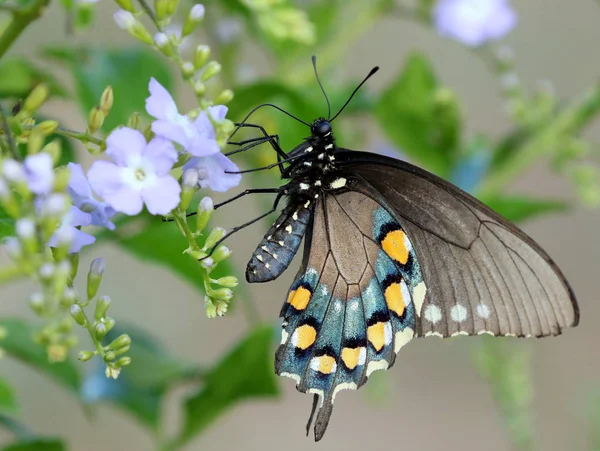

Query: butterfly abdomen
<box><xmin>246</xmin><ymin>200</ymin><xmax>314</xmax><ymax>283</ymax></box>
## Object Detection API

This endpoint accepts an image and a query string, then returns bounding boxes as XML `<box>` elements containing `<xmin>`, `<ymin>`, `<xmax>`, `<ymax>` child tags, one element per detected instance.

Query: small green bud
<box><xmin>211</xmin><ymin>245</ymin><xmax>232</xmax><ymax>263</ymax></box>
<box><xmin>42</xmin><ymin>140</ymin><xmax>62</xmax><ymax>165</ymax></box>
<box><xmin>115</xmin><ymin>356</ymin><xmax>131</xmax><ymax>367</ymax></box>
<box><xmin>127</xmin><ymin>112</ymin><xmax>141</xmax><ymax>130</ymax></box>
<box><xmin>87</xmin><ymin>258</ymin><xmax>105</xmax><ymax>300</ymax></box>
<box><xmin>61</xmin><ymin>286</ymin><xmax>78</xmax><ymax>307</ymax></box>
<box><xmin>109</xmin><ymin>334</ymin><xmax>131</xmax><ymax>351</ymax></box>
<box><xmin>180</xmin><ymin>169</ymin><xmax>199</xmax><ymax>210</ymax></box>
<box><xmin>94</xmin><ymin>322</ymin><xmax>108</xmax><ymax>340</ymax></box>
<box><xmin>68</xmin><ymin>252</ymin><xmax>79</xmax><ymax>283</ymax></box>
<box><xmin>103</xmin><ymin>317</ymin><xmax>116</xmax><ymax>333</ymax></box>
<box><xmin>113</xmin><ymin>10</ymin><xmax>154</xmax><ymax>45</ymax></box>
<box><xmin>182</xmin><ymin>3</ymin><xmax>205</xmax><ymax>36</ymax></box>
<box><xmin>69</xmin><ymin>304</ymin><xmax>87</xmax><ymax>326</ymax></box>
<box><xmin>64</xmin><ymin>335</ymin><xmax>78</xmax><ymax>348</ymax></box>
<box><xmin>36</xmin><ymin>120</ymin><xmax>59</xmax><ymax>135</ymax></box>
<box><xmin>88</xmin><ymin>106</ymin><xmax>105</xmax><ymax>134</ymax></box>
<box><xmin>16</xmin><ymin>218</ymin><xmax>38</xmax><ymax>254</ymax></box>
<box><xmin>205</xmin><ymin>297</ymin><xmax>217</xmax><ymax>318</ymax></box>
<box><xmin>193</xmin><ymin>45</ymin><xmax>210</xmax><ymax>69</ymax></box>
<box><xmin>53</xmin><ymin>166</ymin><xmax>71</xmax><ymax>192</ymax></box>
<box><xmin>58</xmin><ymin>317</ymin><xmax>74</xmax><ymax>333</ymax></box>
<box><xmin>104</xmin><ymin>350</ymin><xmax>116</xmax><ymax>362</ymax></box>
<box><xmin>195</xmin><ymin>196</ymin><xmax>213</xmax><ymax>232</ymax></box>
<box><xmin>26</xmin><ymin>129</ymin><xmax>45</xmax><ymax>155</ymax></box>
<box><xmin>186</xmin><ymin>249</ymin><xmax>207</xmax><ymax>260</ymax></box>
<box><xmin>29</xmin><ymin>292</ymin><xmax>45</xmax><ymax>315</ymax></box>
<box><xmin>215</xmin><ymin>300</ymin><xmax>228</xmax><ymax>316</ymax></box>
<box><xmin>23</xmin><ymin>84</ymin><xmax>49</xmax><ymax>113</ymax></box>
<box><xmin>200</xmin><ymin>61</ymin><xmax>221</xmax><ymax>82</ymax></box>
<box><xmin>115</xmin><ymin>0</ymin><xmax>135</xmax><ymax>12</ymax></box>
<box><xmin>154</xmin><ymin>0</ymin><xmax>171</xmax><ymax>20</ymax></box>
<box><xmin>204</xmin><ymin>226</ymin><xmax>225</xmax><ymax>250</ymax></box>
<box><xmin>154</xmin><ymin>32</ymin><xmax>173</xmax><ymax>57</ymax></box>
<box><xmin>78</xmin><ymin>351</ymin><xmax>95</xmax><ymax>362</ymax></box>
<box><xmin>212</xmin><ymin>287</ymin><xmax>233</xmax><ymax>302</ymax></box>
<box><xmin>39</xmin><ymin>262</ymin><xmax>55</xmax><ymax>280</ymax></box>
<box><xmin>215</xmin><ymin>276</ymin><xmax>238</xmax><ymax>288</ymax></box>
<box><xmin>215</xmin><ymin>89</ymin><xmax>234</xmax><ymax>105</ymax></box>
<box><xmin>193</xmin><ymin>80</ymin><xmax>206</xmax><ymax>96</ymax></box>
<box><xmin>181</xmin><ymin>62</ymin><xmax>195</xmax><ymax>79</ymax></box>
<box><xmin>94</xmin><ymin>295</ymin><xmax>111</xmax><ymax>320</ymax></box>
<box><xmin>100</xmin><ymin>86</ymin><xmax>114</xmax><ymax>115</ymax></box>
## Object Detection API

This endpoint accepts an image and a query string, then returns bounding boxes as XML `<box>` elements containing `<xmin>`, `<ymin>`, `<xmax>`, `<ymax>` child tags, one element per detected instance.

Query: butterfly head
<box><xmin>311</xmin><ymin>118</ymin><xmax>332</xmax><ymax>138</ymax></box>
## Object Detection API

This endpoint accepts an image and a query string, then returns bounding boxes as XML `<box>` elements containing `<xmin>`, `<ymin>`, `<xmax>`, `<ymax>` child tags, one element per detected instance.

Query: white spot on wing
<box><xmin>394</xmin><ymin>328</ymin><xmax>414</xmax><ymax>352</ymax></box>
<box><xmin>424</xmin><ymin>304</ymin><xmax>442</xmax><ymax>324</ymax></box>
<box><xmin>281</xmin><ymin>329</ymin><xmax>289</xmax><ymax>344</ymax></box>
<box><xmin>450</xmin><ymin>304</ymin><xmax>468</xmax><ymax>322</ymax></box>
<box><xmin>358</xmin><ymin>347</ymin><xmax>366</xmax><ymax>365</ymax></box>
<box><xmin>451</xmin><ymin>331</ymin><xmax>469</xmax><ymax>337</ymax></box>
<box><xmin>350</xmin><ymin>301</ymin><xmax>359</xmax><ymax>311</ymax></box>
<box><xmin>325</xmin><ymin>144</ymin><xmax>333</xmax><ymax>150</ymax></box>
<box><xmin>305</xmin><ymin>146</ymin><xmax>313</xmax><ymax>152</ymax></box>
<box><xmin>383</xmin><ymin>322</ymin><xmax>393</xmax><ymax>346</ymax></box>
<box><xmin>476</xmin><ymin>303</ymin><xmax>491</xmax><ymax>319</ymax></box>
<box><xmin>478</xmin><ymin>330</ymin><xmax>495</xmax><ymax>336</ymax></box>
<box><xmin>334</xmin><ymin>301</ymin><xmax>342</xmax><ymax>313</ymax></box>
<box><xmin>299</xmin><ymin>183</ymin><xmax>310</xmax><ymax>190</ymax></box>
<box><xmin>280</xmin><ymin>372</ymin><xmax>301</xmax><ymax>384</ymax></box>
<box><xmin>413</xmin><ymin>282</ymin><xmax>426</xmax><ymax>315</ymax></box>
<box><xmin>256</xmin><ymin>255</ymin><xmax>263</xmax><ymax>262</ymax></box>
<box><xmin>278</xmin><ymin>241</ymin><xmax>285</xmax><ymax>246</ymax></box>
<box><xmin>401</xmin><ymin>281</ymin><xmax>411</xmax><ymax>306</ymax></box>
<box><xmin>366</xmin><ymin>360</ymin><xmax>388</xmax><ymax>377</ymax></box>
<box><xmin>329</xmin><ymin>177</ymin><xmax>347</xmax><ymax>189</ymax></box>
<box><xmin>285</xmin><ymin>225</ymin><xmax>292</xmax><ymax>233</ymax></box>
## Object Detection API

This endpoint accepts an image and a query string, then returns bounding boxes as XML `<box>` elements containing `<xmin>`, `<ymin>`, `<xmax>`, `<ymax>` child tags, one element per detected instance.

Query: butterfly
<box><xmin>223</xmin><ymin>58</ymin><xmax>579</xmax><ymax>441</ymax></box>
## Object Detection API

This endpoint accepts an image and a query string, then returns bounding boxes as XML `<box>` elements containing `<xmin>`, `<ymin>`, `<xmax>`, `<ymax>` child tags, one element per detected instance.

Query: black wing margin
<box><xmin>336</xmin><ymin>150</ymin><xmax>579</xmax><ymax>338</ymax></box>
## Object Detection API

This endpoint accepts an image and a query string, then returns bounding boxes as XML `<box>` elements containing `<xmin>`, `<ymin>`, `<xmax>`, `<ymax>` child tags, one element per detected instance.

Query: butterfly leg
<box><xmin>229</xmin><ymin>122</ymin><xmax>287</xmax><ymax>176</ymax></box>
<box><xmin>199</xmin><ymin>190</ymin><xmax>286</xmax><ymax>260</ymax></box>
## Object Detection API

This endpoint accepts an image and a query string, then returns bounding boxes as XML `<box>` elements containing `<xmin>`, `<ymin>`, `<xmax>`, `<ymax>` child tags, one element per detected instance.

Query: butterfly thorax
<box><xmin>284</xmin><ymin>119</ymin><xmax>348</xmax><ymax>198</ymax></box>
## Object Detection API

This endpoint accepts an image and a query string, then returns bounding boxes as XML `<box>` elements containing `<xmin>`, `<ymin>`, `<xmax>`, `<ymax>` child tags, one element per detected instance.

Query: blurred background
<box><xmin>1</xmin><ymin>0</ymin><xmax>599</xmax><ymax>450</ymax></box>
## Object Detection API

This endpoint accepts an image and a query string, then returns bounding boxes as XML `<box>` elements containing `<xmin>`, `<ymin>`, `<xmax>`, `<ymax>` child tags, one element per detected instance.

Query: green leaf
<box><xmin>81</xmin><ymin>324</ymin><xmax>198</xmax><ymax>430</ymax></box>
<box><xmin>43</xmin><ymin>47</ymin><xmax>173</xmax><ymax>131</ymax></box>
<box><xmin>0</xmin><ymin>205</ymin><xmax>15</xmax><ymax>239</ymax></box>
<box><xmin>174</xmin><ymin>325</ymin><xmax>279</xmax><ymax>447</ymax></box>
<box><xmin>0</xmin><ymin>319</ymin><xmax>80</xmax><ymax>391</ymax></box>
<box><xmin>1</xmin><ymin>439</ymin><xmax>65</xmax><ymax>451</ymax></box>
<box><xmin>103</xmin><ymin>218</ymin><xmax>205</xmax><ymax>293</ymax></box>
<box><xmin>0</xmin><ymin>377</ymin><xmax>17</xmax><ymax>413</ymax></box>
<box><xmin>0</xmin><ymin>58</ymin><xmax>68</xmax><ymax>99</ymax></box>
<box><xmin>478</xmin><ymin>195</ymin><xmax>569</xmax><ymax>224</ymax></box>
<box><xmin>374</xmin><ymin>53</ymin><xmax>461</xmax><ymax>177</ymax></box>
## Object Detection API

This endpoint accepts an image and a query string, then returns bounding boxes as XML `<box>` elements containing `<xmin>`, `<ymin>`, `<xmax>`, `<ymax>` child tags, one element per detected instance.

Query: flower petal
<box><xmin>88</xmin><ymin>160</ymin><xmax>127</xmax><ymax>197</ymax></box>
<box><xmin>103</xmin><ymin>185</ymin><xmax>144</xmax><ymax>215</ymax></box>
<box><xmin>105</xmin><ymin>127</ymin><xmax>147</xmax><ymax>166</ymax></box>
<box><xmin>151</xmin><ymin>118</ymin><xmax>193</xmax><ymax>148</ymax></box>
<box><xmin>208</xmin><ymin>105</ymin><xmax>228</xmax><ymax>122</ymax></box>
<box><xmin>67</xmin><ymin>163</ymin><xmax>92</xmax><ymax>198</ymax></box>
<box><xmin>146</xmin><ymin>77</ymin><xmax>180</xmax><ymax>120</ymax></box>
<box><xmin>69</xmin><ymin>228</ymin><xmax>97</xmax><ymax>253</ymax></box>
<box><xmin>24</xmin><ymin>153</ymin><xmax>54</xmax><ymax>195</ymax></box>
<box><xmin>141</xmin><ymin>175</ymin><xmax>181</xmax><ymax>215</ymax></box>
<box><xmin>184</xmin><ymin>153</ymin><xmax>241</xmax><ymax>192</ymax></box>
<box><xmin>142</xmin><ymin>137</ymin><xmax>178</xmax><ymax>175</ymax></box>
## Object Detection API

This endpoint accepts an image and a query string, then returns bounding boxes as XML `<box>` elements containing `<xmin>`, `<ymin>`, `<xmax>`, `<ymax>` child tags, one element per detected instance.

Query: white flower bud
<box><xmin>42</xmin><ymin>193</ymin><xmax>68</xmax><ymax>217</ymax></box>
<box><xmin>199</xmin><ymin>196</ymin><xmax>213</xmax><ymax>212</ymax></box>
<box><xmin>154</xmin><ymin>32</ymin><xmax>169</xmax><ymax>47</ymax></box>
<box><xmin>190</xmin><ymin>4</ymin><xmax>205</xmax><ymax>20</ymax></box>
<box><xmin>16</xmin><ymin>218</ymin><xmax>35</xmax><ymax>239</ymax></box>
<box><xmin>63</xmin><ymin>286</ymin><xmax>78</xmax><ymax>304</ymax></box>
<box><xmin>200</xmin><ymin>256</ymin><xmax>214</xmax><ymax>268</ymax></box>
<box><xmin>2</xmin><ymin>159</ymin><xmax>25</xmax><ymax>183</ymax></box>
<box><xmin>182</xmin><ymin>168</ymin><xmax>199</xmax><ymax>188</ymax></box>
<box><xmin>113</xmin><ymin>9</ymin><xmax>136</xmax><ymax>30</ymax></box>
<box><xmin>39</xmin><ymin>263</ymin><xmax>55</xmax><ymax>279</ymax></box>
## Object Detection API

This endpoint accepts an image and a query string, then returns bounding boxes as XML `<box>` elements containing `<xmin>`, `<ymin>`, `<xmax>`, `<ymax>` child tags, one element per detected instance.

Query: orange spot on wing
<box><xmin>382</xmin><ymin>230</ymin><xmax>409</xmax><ymax>265</ymax></box>
<box><xmin>294</xmin><ymin>324</ymin><xmax>317</xmax><ymax>350</ymax></box>
<box><xmin>341</xmin><ymin>347</ymin><xmax>362</xmax><ymax>370</ymax></box>
<box><xmin>288</xmin><ymin>286</ymin><xmax>311</xmax><ymax>310</ymax></box>
<box><xmin>385</xmin><ymin>283</ymin><xmax>405</xmax><ymax>317</ymax></box>
<box><xmin>367</xmin><ymin>322</ymin><xmax>387</xmax><ymax>352</ymax></box>
<box><xmin>315</xmin><ymin>355</ymin><xmax>336</xmax><ymax>374</ymax></box>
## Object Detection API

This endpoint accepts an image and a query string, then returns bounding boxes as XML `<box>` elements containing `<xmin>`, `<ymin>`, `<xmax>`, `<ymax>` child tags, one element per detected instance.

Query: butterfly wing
<box><xmin>336</xmin><ymin>150</ymin><xmax>579</xmax><ymax>338</ymax></box>
<box><xmin>277</xmin><ymin>192</ymin><xmax>422</xmax><ymax>440</ymax></box>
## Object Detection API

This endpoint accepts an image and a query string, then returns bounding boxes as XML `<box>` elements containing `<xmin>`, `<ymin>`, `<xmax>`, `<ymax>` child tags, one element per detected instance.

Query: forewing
<box><xmin>337</xmin><ymin>150</ymin><xmax>579</xmax><ymax>338</ymax></box>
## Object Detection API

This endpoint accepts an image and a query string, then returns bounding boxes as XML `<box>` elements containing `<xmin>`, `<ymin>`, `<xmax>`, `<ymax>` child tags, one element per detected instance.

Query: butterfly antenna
<box><xmin>329</xmin><ymin>66</ymin><xmax>379</xmax><ymax>122</ymax></box>
<box><xmin>312</xmin><ymin>55</ymin><xmax>331</xmax><ymax>120</ymax></box>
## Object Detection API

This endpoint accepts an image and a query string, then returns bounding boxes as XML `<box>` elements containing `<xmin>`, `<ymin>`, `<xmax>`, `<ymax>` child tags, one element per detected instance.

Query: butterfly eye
<box><xmin>314</xmin><ymin>120</ymin><xmax>331</xmax><ymax>136</ymax></box>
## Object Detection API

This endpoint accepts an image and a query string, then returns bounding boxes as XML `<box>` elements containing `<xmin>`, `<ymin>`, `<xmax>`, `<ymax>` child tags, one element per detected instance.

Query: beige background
<box><xmin>1</xmin><ymin>0</ymin><xmax>599</xmax><ymax>450</ymax></box>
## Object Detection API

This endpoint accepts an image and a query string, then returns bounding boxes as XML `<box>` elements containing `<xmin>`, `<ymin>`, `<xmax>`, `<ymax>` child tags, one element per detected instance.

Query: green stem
<box><xmin>21</xmin><ymin>124</ymin><xmax>105</xmax><ymax>147</ymax></box>
<box><xmin>0</xmin><ymin>0</ymin><xmax>50</xmax><ymax>59</ymax></box>
<box><xmin>479</xmin><ymin>83</ymin><xmax>600</xmax><ymax>197</ymax></box>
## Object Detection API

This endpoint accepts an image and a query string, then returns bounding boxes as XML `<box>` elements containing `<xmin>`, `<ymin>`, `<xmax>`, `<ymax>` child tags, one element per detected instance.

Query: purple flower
<box><xmin>183</xmin><ymin>152</ymin><xmax>241</xmax><ymax>192</ymax></box>
<box><xmin>67</xmin><ymin>163</ymin><xmax>116</xmax><ymax>230</ymax></box>
<box><xmin>88</xmin><ymin>127</ymin><xmax>181</xmax><ymax>216</ymax></box>
<box><xmin>146</xmin><ymin>78</ymin><xmax>222</xmax><ymax>157</ymax></box>
<box><xmin>433</xmin><ymin>0</ymin><xmax>517</xmax><ymax>47</ymax></box>
<box><xmin>48</xmin><ymin>206</ymin><xmax>96</xmax><ymax>254</ymax></box>
<box><xmin>24</xmin><ymin>153</ymin><xmax>54</xmax><ymax>195</ymax></box>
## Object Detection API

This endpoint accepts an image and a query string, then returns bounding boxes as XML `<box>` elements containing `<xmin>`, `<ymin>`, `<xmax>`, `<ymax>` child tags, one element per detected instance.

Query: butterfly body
<box><xmin>242</xmin><ymin>117</ymin><xmax>578</xmax><ymax>441</ymax></box>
